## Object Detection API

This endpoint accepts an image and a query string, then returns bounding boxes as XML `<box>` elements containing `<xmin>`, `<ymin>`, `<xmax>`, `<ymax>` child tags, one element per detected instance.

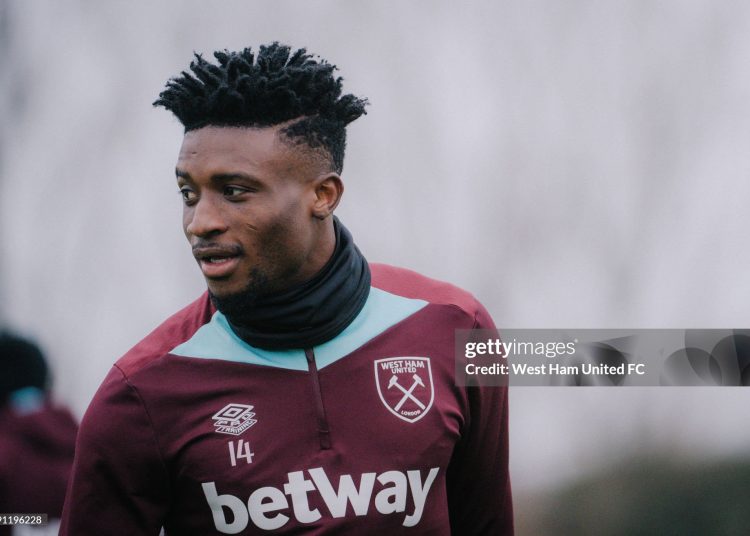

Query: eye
<box><xmin>179</xmin><ymin>187</ymin><xmax>197</xmax><ymax>204</ymax></box>
<box><xmin>223</xmin><ymin>185</ymin><xmax>250</xmax><ymax>198</ymax></box>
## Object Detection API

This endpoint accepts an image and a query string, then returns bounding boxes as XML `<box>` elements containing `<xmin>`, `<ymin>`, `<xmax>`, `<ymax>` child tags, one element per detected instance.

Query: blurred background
<box><xmin>2</xmin><ymin>1</ymin><xmax>750</xmax><ymax>533</ymax></box>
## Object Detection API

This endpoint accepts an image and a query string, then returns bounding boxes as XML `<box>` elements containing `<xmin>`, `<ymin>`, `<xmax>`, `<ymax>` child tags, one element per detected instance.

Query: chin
<box><xmin>207</xmin><ymin>268</ymin><xmax>270</xmax><ymax>315</ymax></box>
<box><xmin>206</xmin><ymin>281</ymin><xmax>242</xmax><ymax>299</ymax></box>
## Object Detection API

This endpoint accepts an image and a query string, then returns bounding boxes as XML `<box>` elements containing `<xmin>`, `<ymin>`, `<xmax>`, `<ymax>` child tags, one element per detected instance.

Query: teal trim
<box><xmin>171</xmin><ymin>312</ymin><xmax>307</xmax><ymax>370</ymax></box>
<box><xmin>313</xmin><ymin>287</ymin><xmax>426</xmax><ymax>368</ymax></box>
<box><xmin>9</xmin><ymin>386</ymin><xmax>45</xmax><ymax>415</ymax></box>
<box><xmin>170</xmin><ymin>287</ymin><xmax>427</xmax><ymax>370</ymax></box>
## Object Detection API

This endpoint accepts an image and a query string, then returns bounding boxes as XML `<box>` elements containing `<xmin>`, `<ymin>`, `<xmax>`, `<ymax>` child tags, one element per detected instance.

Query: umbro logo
<box><xmin>212</xmin><ymin>403</ymin><xmax>257</xmax><ymax>436</ymax></box>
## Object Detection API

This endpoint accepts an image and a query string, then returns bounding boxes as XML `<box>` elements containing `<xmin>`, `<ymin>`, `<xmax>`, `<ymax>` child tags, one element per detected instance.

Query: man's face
<box><xmin>176</xmin><ymin>125</ymin><xmax>328</xmax><ymax>300</ymax></box>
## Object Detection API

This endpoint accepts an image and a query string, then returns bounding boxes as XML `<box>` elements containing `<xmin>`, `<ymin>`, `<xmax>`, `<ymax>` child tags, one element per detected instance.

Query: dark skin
<box><xmin>175</xmin><ymin>125</ymin><xmax>343</xmax><ymax>299</ymax></box>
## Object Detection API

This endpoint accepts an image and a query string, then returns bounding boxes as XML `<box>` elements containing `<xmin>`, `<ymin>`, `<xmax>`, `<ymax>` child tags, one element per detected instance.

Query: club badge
<box><xmin>374</xmin><ymin>357</ymin><xmax>434</xmax><ymax>423</ymax></box>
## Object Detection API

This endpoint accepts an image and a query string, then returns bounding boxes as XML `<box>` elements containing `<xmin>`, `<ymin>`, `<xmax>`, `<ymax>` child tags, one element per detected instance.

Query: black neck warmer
<box><xmin>223</xmin><ymin>217</ymin><xmax>371</xmax><ymax>350</ymax></box>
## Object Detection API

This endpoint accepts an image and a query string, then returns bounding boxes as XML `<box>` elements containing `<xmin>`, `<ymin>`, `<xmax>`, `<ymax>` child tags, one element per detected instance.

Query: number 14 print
<box><xmin>228</xmin><ymin>440</ymin><xmax>254</xmax><ymax>466</ymax></box>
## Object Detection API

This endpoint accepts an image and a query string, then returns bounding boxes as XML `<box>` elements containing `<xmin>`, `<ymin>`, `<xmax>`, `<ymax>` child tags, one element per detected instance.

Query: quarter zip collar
<box><xmin>305</xmin><ymin>348</ymin><xmax>331</xmax><ymax>450</ymax></box>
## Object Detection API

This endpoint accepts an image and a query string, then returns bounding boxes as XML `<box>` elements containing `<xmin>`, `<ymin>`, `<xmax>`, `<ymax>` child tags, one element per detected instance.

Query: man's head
<box><xmin>0</xmin><ymin>331</ymin><xmax>48</xmax><ymax>404</ymax></box>
<box><xmin>154</xmin><ymin>43</ymin><xmax>367</xmax><ymax>304</ymax></box>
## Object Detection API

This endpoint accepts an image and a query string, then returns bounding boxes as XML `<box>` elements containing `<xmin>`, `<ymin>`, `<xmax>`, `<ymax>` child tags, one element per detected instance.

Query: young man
<box><xmin>61</xmin><ymin>43</ymin><xmax>513</xmax><ymax>535</ymax></box>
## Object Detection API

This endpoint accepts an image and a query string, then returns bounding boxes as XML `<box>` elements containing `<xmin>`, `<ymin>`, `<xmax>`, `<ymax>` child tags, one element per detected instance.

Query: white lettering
<box><xmin>201</xmin><ymin>467</ymin><xmax>439</xmax><ymax>531</ymax></box>
<box><xmin>309</xmin><ymin>467</ymin><xmax>377</xmax><ymax>517</ymax></box>
<box><xmin>283</xmin><ymin>471</ymin><xmax>321</xmax><ymax>523</ymax></box>
<box><xmin>511</xmin><ymin>363</ymin><xmax>546</xmax><ymax>375</ymax></box>
<box><xmin>202</xmin><ymin>482</ymin><xmax>249</xmax><ymax>534</ymax></box>
<box><xmin>374</xmin><ymin>470</ymin><xmax>408</xmax><ymax>514</ymax></box>
<box><xmin>247</xmin><ymin>486</ymin><xmax>289</xmax><ymax>530</ymax></box>
<box><xmin>404</xmin><ymin>468</ymin><xmax>439</xmax><ymax>527</ymax></box>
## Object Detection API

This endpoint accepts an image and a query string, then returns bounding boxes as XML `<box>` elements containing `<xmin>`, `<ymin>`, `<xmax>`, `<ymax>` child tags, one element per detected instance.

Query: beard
<box><xmin>208</xmin><ymin>267</ymin><xmax>271</xmax><ymax>318</ymax></box>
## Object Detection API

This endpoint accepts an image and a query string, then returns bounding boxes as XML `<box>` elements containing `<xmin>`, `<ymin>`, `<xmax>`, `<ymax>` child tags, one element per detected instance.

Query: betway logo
<box><xmin>202</xmin><ymin>466</ymin><xmax>439</xmax><ymax>533</ymax></box>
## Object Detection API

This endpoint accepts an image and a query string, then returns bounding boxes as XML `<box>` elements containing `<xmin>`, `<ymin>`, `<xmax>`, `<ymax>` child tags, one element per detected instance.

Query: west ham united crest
<box><xmin>374</xmin><ymin>357</ymin><xmax>434</xmax><ymax>423</ymax></box>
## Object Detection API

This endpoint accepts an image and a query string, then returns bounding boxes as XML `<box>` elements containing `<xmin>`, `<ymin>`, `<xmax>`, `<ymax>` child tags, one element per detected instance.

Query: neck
<box><xmin>216</xmin><ymin>217</ymin><xmax>371</xmax><ymax>350</ymax></box>
<box><xmin>295</xmin><ymin>217</ymin><xmax>337</xmax><ymax>287</ymax></box>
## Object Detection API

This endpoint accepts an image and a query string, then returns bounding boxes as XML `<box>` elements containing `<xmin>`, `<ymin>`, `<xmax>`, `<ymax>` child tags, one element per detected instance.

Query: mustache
<box><xmin>191</xmin><ymin>242</ymin><xmax>245</xmax><ymax>256</ymax></box>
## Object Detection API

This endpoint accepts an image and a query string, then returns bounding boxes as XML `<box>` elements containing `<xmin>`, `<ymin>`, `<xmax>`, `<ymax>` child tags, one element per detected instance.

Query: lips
<box><xmin>192</xmin><ymin>245</ymin><xmax>242</xmax><ymax>279</ymax></box>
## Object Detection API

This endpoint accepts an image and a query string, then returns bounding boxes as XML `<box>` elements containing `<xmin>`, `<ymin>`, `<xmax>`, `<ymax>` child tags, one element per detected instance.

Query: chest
<box><xmin>147</xmin><ymin>350</ymin><xmax>465</xmax><ymax>534</ymax></box>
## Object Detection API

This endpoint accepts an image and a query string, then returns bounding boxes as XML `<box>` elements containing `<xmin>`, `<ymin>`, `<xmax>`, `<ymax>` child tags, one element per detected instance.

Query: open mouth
<box><xmin>193</xmin><ymin>246</ymin><xmax>242</xmax><ymax>279</ymax></box>
<box><xmin>202</xmin><ymin>256</ymin><xmax>234</xmax><ymax>264</ymax></box>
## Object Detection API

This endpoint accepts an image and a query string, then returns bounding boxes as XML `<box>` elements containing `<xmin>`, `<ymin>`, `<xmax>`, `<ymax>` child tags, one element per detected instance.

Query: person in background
<box><xmin>0</xmin><ymin>331</ymin><xmax>78</xmax><ymax>535</ymax></box>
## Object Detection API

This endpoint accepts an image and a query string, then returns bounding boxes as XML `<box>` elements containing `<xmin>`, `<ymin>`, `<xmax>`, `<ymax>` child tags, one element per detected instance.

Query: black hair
<box><xmin>0</xmin><ymin>331</ymin><xmax>48</xmax><ymax>401</ymax></box>
<box><xmin>154</xmin><ymin>42</ymin><xmax>368</xmax><ymax>173</ymax></box>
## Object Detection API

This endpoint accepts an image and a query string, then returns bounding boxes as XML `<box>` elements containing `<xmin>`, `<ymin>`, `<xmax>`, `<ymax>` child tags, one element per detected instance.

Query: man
<box><xmin>0</xmin><ymin>331</ymin><xmax>78</xmax><ymax>535</ymax></box>
<box><xmin>61</xmin><ymin>43</ymin><xmax>512</xmax><ymax>535</ymax></box>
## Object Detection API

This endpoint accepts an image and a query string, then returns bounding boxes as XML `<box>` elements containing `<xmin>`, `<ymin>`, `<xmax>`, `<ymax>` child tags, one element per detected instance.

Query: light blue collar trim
<box><xmin>9</xmin><ymin>386</ymin><xmax>45</xmax><ymax>415</ymax></box>
<box><xmin>170</xmin><ymin>287</ymin><xmax>427</xmax><ymax>371</ymax></box>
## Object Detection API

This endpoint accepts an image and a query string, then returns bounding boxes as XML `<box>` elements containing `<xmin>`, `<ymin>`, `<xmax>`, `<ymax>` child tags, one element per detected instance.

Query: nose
<box><xmin>185</xmin><ymin>196</ymin><xmax>228</xmax><ymax>238</ymax></box>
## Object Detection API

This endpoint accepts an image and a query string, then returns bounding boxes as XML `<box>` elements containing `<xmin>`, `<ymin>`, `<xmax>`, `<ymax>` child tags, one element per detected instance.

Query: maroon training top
<box><xmin>61</xmin><ymin>263</ymin><xmax>513</xmax><ymax>535</ymax></box>
<box><xmin>0</xmin><ymin>400</ymin><xmax>77</xmax><ymax>535</ymax></box>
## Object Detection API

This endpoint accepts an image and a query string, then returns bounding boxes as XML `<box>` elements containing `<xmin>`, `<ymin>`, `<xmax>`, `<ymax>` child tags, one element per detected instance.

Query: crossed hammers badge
<box><xmin>374</xmin><ymin>357</ymin><xmax>434</xmax><ymax>423</ymax></box>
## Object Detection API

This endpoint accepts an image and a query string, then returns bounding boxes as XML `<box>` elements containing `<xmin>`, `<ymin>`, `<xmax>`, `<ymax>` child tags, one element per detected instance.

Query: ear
<box><xmin>311</xmin><ymin>173</ymin><xmax>344</xmax><ymax>220</ymax></box>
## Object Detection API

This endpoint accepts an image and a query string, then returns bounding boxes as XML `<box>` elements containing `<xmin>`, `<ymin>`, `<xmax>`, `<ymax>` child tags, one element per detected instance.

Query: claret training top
<box><xmin>61</xmin><ymin>263</ymin><xmax>513</xmax><ymax>535</ymax></box>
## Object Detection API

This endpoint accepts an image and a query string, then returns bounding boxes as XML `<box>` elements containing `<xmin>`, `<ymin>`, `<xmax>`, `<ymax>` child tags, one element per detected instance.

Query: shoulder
<box><xmin>369</xmin><ymin>262</ymin><xmax>495</xmax><ymax>328</ymax></box>
<box><xmin>114</xmin><ymin>292</ymin><xmax>215</xmax><ymax>378</ymax></box>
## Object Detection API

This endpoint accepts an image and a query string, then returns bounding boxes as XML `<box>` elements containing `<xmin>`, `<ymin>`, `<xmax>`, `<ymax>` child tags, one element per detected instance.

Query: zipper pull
<box><xmin>305</xmin><ymin>348</ymin><xmax>332</xmax><ymax>450</ymax></box>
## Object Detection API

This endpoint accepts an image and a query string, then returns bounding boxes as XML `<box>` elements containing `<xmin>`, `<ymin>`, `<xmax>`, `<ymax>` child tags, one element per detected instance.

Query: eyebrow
<box><xmin>175</xmin><ymin>169</ymin><xmax>262</xmax><ymax>185</ymax></box>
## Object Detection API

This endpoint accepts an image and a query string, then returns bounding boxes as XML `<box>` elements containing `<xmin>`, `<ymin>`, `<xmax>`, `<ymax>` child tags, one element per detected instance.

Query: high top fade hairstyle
<box><xmin>153</xmin><ymin>42</ymin><xmax>368</xmax><ymax>174</ymax></box>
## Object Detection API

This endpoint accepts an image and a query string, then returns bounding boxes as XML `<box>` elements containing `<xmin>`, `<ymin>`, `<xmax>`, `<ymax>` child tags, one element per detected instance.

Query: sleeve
<box><xmin>446</xmin><ymin>305</ymin><xmax>514</xmax><ymax>535</ymax></box>
<box><xmin>60</xmin><ymin>366</ymin><xmax>170</xmax><ymax>535</ymax></box>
